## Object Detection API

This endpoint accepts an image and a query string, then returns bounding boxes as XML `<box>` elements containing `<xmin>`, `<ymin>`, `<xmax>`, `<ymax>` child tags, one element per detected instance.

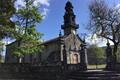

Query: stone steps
<box><xmin>67</xmin><ymin>70</ymin><xmax>120</xmax><ymax>80</ymax></box>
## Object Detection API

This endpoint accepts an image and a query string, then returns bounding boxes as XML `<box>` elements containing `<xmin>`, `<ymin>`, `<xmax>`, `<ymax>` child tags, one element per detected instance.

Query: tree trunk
<box><xmin>113</xmin><ymin>43</ymin><xmax>118</xmax><ymax>63</ymax></box>
<box><xmin>17</xmin><ymin>39</ymin><xmax>22</xmax><ymax>63</ymax></box>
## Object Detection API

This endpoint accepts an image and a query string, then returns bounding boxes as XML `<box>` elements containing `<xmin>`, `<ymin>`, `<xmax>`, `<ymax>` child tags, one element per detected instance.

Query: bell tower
<box><xmin>61</xmin><ymin>1</ymin><xmax>79</xmax><ymax>35</ymax></box>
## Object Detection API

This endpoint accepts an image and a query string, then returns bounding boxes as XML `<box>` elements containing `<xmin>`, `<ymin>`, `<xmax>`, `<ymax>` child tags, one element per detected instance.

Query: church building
<box><xmin>5</xmin><ymin>1</ymin><xmax>87</xmax><ymax>65</ymax></box>
<box><xmin>41</xmin><ymin>1</ymin><xmax>85</xmax><ymax>65</ymax></box>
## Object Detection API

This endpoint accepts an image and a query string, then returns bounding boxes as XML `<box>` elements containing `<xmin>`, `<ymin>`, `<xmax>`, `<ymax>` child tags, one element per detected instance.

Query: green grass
<box><xmin>87</xmin><ymin>64</ymin><xmax>106</xmax><ymax>69</ymax></box>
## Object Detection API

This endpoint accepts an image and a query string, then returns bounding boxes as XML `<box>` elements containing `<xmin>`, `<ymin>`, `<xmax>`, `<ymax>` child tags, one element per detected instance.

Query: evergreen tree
<box><xmin>0</xmin><ymin>0</ymin><xmax>15</xmax><ymax>62</ymax></box>
<box><xmin>0</xmin><ymin>0</ymin><xmax>15</xmax><ymax>40</ymax></box>
<box><xmin>11</xmin><ymin>0</ymin><xmax>43</xmax><ymax>62</ymax></box>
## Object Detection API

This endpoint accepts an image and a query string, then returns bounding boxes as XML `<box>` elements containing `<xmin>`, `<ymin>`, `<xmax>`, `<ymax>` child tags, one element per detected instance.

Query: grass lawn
<box><xmin>87</xmin><ymin>64</ymin><xmax>106</xmax><ymax>69</ymax></box>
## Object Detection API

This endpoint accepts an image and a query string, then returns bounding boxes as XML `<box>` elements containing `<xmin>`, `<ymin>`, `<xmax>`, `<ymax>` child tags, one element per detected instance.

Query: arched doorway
<box><xmin>70</xmin><ymin>53</ymin><xmax>79</xmax><ymax>64</ymax></box>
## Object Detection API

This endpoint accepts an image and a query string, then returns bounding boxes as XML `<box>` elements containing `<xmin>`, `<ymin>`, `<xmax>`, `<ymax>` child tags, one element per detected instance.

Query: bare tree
<box><xmin>88</xmin><ymin>0</ymin><xmax>120</xmax><ymax>63</ymax></box>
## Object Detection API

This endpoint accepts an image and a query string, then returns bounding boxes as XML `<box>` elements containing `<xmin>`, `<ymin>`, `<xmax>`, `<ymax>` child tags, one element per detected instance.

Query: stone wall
<box><xmin>0</xmin><ymin>63</ymin><xmax>63</xmax><ymax>80</ymax></box>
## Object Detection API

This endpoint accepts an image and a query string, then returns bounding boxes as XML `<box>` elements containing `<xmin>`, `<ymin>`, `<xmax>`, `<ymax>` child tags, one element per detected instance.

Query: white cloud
<box><xmin>115</xmin><ymin>4</ymin><xmax>120</xmax><ymax>9</ymax></box>
<box><xmin>41</xmin><ymin>8</ymin><xmax>49</xmax><ymax>19</ymax></box>
<box><xmin>15</xmin><ymin>0</ymin><xmax>50</xmax><ymax>19</ymax></box>
<box><xmin>34</xmin><ymin>0</ymin><xmax>50</xmax><ymax>7</ymax></box>
<box><xmin>86</xmin><ymin>34</ymin><xmax>114</xmax><ymax>47</ymax></box>
<box><xmin>15</xmin><ymin>0</ymin><xmax>25</xmax><ymax>9</ymax></box>
<box><xmin>114</xmin><ymin>3</ymin><xmax>120</xmax><ymax>13</ymax></box>
<box><xmin>15</xmin><ymin>0</ymin><xmax>50</xmax><ymax>8</ymax></box>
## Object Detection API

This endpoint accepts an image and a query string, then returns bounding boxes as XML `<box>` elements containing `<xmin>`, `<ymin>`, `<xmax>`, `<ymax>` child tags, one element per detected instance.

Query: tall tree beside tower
<box><xmin>88</xmin><ymin>0</ymin><xmax>120</xmax><ymax>63</ymax></box>
<box><xmin>10</xmin><ymin>0</ymin><xmax>43</xmax><ymax>62</ymax></box>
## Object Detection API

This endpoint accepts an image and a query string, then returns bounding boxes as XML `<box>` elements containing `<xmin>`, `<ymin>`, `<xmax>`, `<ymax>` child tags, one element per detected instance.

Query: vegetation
<box><xmin>0</xmin><ymin>41</ymin><xmax>4</xmax><ymax>62</ymax></box>
<box><xmin>0</xmin><ymin>0</ymin><xmax>43</xmax><ymax>63</ymax></box>
<box><xmin>117</xmin><ymin>47</ymin><xmax>120</xmax><ymax>62</ymax></box>
<box><xmin>88</xmin><ymin>0</ymin><xmax>120</xmax><ymax>63</ymax></box>
<box><xmin>0</xmin><ymin>0</ymin><xmax>15</xmax><ymax>40</ymax></box>
<box><xmin>87</xmin><ymin>44</ymin><xmax>105</xmax><ymax>65</ymax></box>
<box><xmin>87</xmin><ymin>64</ymin><xmax>106</xmax><ymax>69</ymax></box>
<box><xmin>0</xmin><ymin>0</ymin><xmax>16</xmax><ymax>62</ymax></box>
<box><xmin>10</xmin><ymin>0</ymin><xmax>43</xmax><ymax>62</ymax></box>
<box><xmin>0</xmin><ymin>41</ymin><xmax>4</xmax><ymax>52</ymax></box>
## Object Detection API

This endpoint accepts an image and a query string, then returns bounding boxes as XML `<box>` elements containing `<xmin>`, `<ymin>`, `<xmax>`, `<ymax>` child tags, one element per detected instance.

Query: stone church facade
<box><xmin>5</xmin><ymin>1</ymin><xmax>87</xmax><ymax>66</ymax></box>
<box><xmin>41</xmin><ymin>1</ymin><xmax>84</xmax><ymax>65</ymax></box>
